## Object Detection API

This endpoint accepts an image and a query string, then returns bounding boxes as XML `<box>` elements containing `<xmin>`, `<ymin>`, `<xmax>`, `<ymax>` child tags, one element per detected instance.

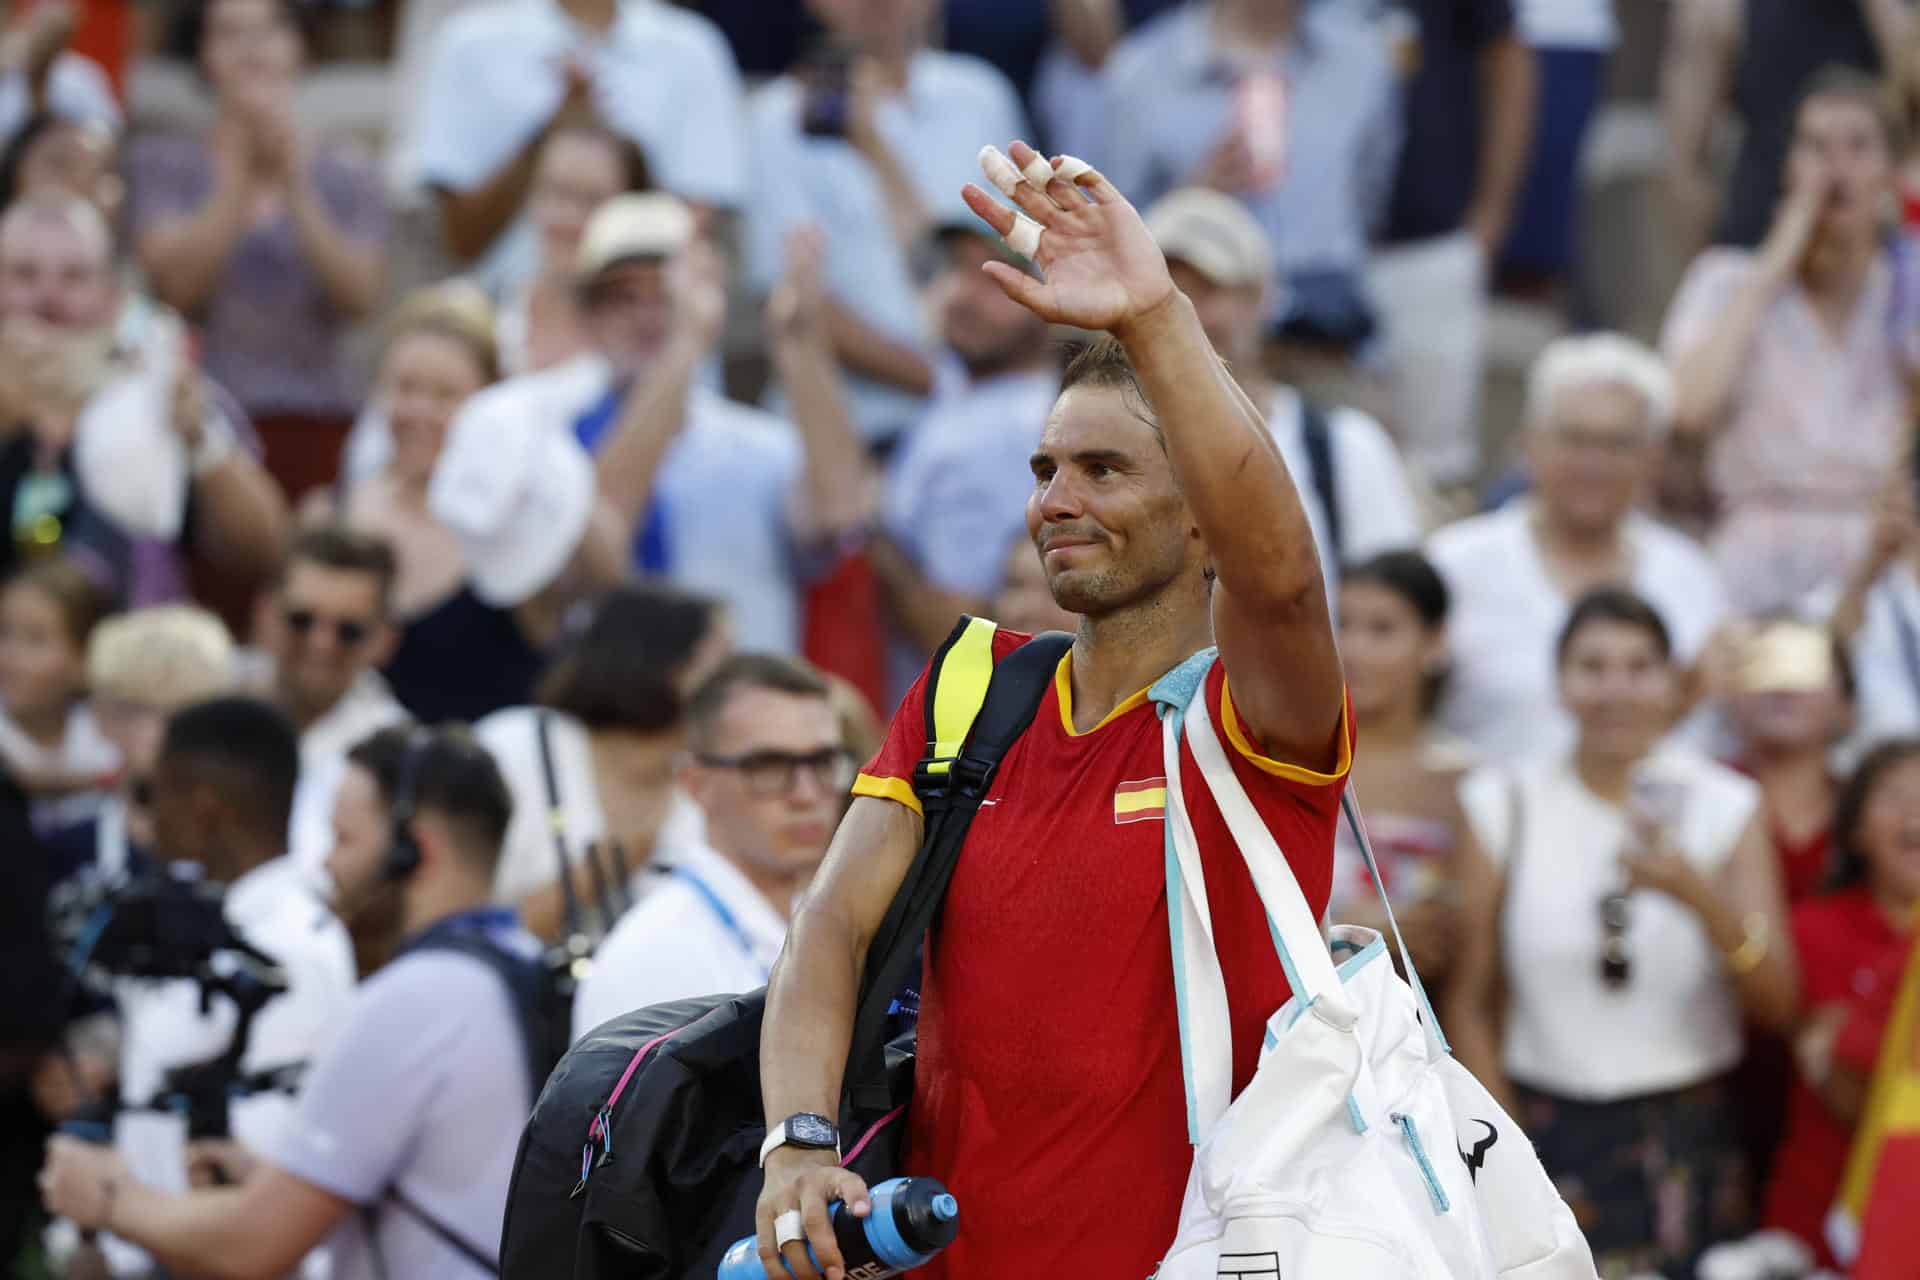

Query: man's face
<box><xmin>1025</xmin><ymin>385</ymin><xmax>1199</xmax><ymax>616</ymax></box>
<box><xmin>270</xmin><ymin>562</ymin><xmax>388</xmax><ymax>719</ymax></box>
<box><xmin>1168</xmin><ymin>261</ymin><xmax>1265</xmax><ymax>370</ymax></box>
<box><xmin>579</xmin><ymin>258</ymin><xmax>674</xmax><ymax>377</ymax></box>
<box><xmin>0</xmin><ymin>212</ymin><xmax>116</xmax><ymax>331</ymax></box>
<box><xmin>324</xmin><ymin>763</ymin><xmax>389</xmax><ymax>905</ymax></box>
<box><xmin>686</xmin><ymin>687</ymin><xmax>845</xmax><ymax>885</ymax></box>
<box><xmin>1526</xmin><ymin>380</ymin><xmax>1656</xmax><ymax>538</ymax></box>
<box><xmin>934</xmin><ymin>234</ymin><xmax>1048</xmax><ymax>375</ymax></box>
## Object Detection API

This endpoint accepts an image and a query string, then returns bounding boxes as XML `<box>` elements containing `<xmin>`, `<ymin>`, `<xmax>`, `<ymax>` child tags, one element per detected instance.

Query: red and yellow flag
<box><xmin>1113</xmin><ymin>777</ymin><xmax>1168</xmax><ymax>825</ymax></box>
<box><xmin>1829</xmin><ymin>914</ymin><xmax>1920</xmax><ymax>1277</ymax></box>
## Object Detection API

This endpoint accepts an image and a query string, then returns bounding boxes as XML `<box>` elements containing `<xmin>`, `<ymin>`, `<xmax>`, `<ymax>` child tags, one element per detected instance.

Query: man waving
<box><xmin>753</xmin><ymin>141</ymin><xmax>1351</xmax><ymax>1280</ymax></box>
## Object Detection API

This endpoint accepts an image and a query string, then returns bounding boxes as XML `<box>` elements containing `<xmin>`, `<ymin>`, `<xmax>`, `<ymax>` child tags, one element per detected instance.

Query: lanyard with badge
<box><xmin>672</xmin><ymin>867</ymin><xmax>771</xmax><ymax>983</ymax></box>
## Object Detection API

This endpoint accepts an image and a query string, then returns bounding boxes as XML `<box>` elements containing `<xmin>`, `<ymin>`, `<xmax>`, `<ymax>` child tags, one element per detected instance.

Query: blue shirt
<box><xmin>746</xmin><ymin>50</ymin><xmax>1029</xmax><ymax>445</ymax></box>
<box><xmin>1095</xmin><ymin>0</ymin><xmax>1401</xmax><ymax>304</ymax></box>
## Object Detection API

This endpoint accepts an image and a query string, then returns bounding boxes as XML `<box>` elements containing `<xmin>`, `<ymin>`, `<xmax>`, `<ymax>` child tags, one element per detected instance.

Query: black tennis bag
<box><xmin>498</xmin><ymin>621</ymin><xmax>1071</xmax><ymax>1279</ymax></box>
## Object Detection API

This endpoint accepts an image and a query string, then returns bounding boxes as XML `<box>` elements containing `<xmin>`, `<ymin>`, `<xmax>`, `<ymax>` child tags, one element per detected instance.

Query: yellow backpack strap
<box><xmin>920</xmin><ymin>615</ymin><xmax>1000</xmax><ymax>779</ymax></box>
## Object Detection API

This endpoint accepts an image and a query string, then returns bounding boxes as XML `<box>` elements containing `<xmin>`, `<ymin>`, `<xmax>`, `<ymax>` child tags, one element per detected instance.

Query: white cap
<box><xmin>1142</xmin><ymin>188</ymin><xmax>1273</xmax><ymax>290</ymax></box>
<box><xmin>575</xmin><ymin>193</ymin><xmax>696</xmax><ymax>282</ymax></box>
<box><xmin>72</xmin><ymin>367</ymin><xmax>189</xmax><ymax>541</ymax></box>
<box><xmin>429</xmin><ymin>388</ymin><xmax>595</xmax><ymax>607</ymax></box>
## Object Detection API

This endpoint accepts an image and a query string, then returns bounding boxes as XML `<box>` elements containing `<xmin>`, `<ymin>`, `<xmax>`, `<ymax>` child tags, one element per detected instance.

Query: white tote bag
<box><xmin>1150</xmin><ymin>662</ymin><xmax>1595</xmax><ymax>1280</ymax></box>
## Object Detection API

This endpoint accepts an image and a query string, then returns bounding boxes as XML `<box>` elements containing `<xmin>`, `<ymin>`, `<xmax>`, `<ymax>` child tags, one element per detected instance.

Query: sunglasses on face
<box><xmin>694</xmin><ymin>747</ymin><xmax>855</xmax><ymax>798</ymax></box>
<box><xmin>283</xmin><ymin>606</ymin><xmax>372</xmax><ymax>648</ymax></box>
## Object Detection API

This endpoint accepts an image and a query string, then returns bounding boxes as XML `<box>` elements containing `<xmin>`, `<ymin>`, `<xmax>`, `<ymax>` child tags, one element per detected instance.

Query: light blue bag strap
<box><xmin>1339</xmin><ymin>785</ymin><xmax>1451</xmax><ymax>1057</ymax></box>
<box><xmin>1150</xmin><ymin>647</ymin><xmax>1224</xmax><ymax>1142</ymax></box>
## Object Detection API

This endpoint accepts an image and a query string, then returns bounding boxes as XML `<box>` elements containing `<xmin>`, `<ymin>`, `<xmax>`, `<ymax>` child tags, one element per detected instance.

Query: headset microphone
<box><xmin>381</xmin><ymin>729</ymin><xmax>433</xmax><ymax>882</ymax></box>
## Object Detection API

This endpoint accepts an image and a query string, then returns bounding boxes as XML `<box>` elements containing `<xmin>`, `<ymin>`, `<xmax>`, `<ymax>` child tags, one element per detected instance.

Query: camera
<box><xmin>48</xmin><ymin>865</ymin><xmax>298</xmax><ymax>1140</ymax></box>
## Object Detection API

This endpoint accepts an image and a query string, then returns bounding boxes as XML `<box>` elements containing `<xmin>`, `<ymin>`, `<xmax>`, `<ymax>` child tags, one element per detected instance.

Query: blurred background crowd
<box><xmin>3</xmin><ymin>0</ymin><xmax>1920</xmax><ymax>1277</ymax></box>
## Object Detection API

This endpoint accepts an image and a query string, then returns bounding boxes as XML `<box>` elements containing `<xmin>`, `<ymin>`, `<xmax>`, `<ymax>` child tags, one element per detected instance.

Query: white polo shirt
<box><xmin>408</xmin><ymin>0</ymin><xmax>748</xmax><ymax>290</ymax></box>
<box><xmin>1426</xmin><ymin>499</ymin><xmax>1729</xmax><ymax>763</ymax></box>
<box><xmin>109</xmin><ymin>856</ymin><xmax>355</xmax><ymax>1276</ymax></box>
<box><xmin>456</xmin><ymin>355</ymin><xmax>809</xmax><ymax>652</ymax></box>
<box><xmin>572</xmin><ymin>841</ymin><xmax>788</xmax><ymax>1040</ymax></box>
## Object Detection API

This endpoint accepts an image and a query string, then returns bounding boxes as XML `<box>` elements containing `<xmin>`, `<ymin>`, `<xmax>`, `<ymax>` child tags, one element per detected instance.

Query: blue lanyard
<box><xmin>672</xmin><ymin>867</ymin><xmax>769</xmax><ymax>981</ymax></box>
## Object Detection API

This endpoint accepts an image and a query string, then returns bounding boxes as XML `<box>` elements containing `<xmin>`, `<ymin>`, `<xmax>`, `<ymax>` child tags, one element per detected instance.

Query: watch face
<box><xmin>790</xmin><ymin>1114</ymin><xmax>837</xmax><ymax>1148</ymax></box>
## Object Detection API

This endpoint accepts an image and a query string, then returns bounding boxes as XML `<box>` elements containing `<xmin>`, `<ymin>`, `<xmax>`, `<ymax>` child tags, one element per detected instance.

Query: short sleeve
<box><xmin>1331</xmin><ymin>407</ymin><xmax>1422</xmax><ymax>561</ymax></box>
<box><xmin>411</xmin><ymin>26</ymin><xmax>525</xmax><ymax>191</ymax></box>
<box><xmin>1659</xmin><ymin>249</ymin><xmax>1753</xmax><ymax>360</ymax></box>
<box><xmin>1214</xmin><ymin>664</ymin><xmax>1353</xmax><ymax>791</ymax></box>
<box><xmin>268</xmin><ymin>957</ymin><xmax>496</xmax><ymax>1203</ymax></box>
<box><xmin>849</xmin><ymin>626</ymin><xmax>1033</xmax><ymax>817</ymax></box>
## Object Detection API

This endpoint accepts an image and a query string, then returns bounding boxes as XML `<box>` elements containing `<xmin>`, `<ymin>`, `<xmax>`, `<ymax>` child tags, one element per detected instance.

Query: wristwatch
<box><xmin>759</xmin><ymin>1113</ymin><xmax>841</xmax><ymax>1167</ymax></box>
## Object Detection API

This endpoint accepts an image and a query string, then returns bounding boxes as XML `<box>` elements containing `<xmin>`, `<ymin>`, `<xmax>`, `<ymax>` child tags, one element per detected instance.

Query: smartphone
<box><xmin>800</xmin><ymin>39</ymin><xmax>855</xmax><ymax>139</ymax></box>
<box><xmin>1627</xmin><ymin>763</ymin><xmax>1687</xmax><ymax>834</ymax></box>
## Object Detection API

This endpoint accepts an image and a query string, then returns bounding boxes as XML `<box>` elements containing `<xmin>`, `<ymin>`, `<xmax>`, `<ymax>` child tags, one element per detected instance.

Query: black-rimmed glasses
<box><xmin>695</xmin><ymin>748</ymin><xmax>854</xmax><ymax>797</ymax></box>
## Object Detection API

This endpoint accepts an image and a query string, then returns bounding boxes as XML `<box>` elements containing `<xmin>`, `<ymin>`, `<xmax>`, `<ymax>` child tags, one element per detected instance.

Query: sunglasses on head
<box><xmin>283</xmin><ymin>606</ymin><xmax>371</xmax><ymax>648</ymax></box>
<box><xmin>1598</xmin><ymin>892</ymin><xmax>1632</xmax><ymax>989</ymax></box>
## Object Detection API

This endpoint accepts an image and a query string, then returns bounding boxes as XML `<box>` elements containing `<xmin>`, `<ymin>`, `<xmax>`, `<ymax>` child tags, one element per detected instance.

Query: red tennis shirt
<box><xmin>851</xmin><ymin>631</ymin><xmax>1351</xmax><ymax>1280</ymax></box>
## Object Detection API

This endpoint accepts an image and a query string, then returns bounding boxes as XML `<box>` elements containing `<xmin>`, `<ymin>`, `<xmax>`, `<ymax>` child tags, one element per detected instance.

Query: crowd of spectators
<box><xmin>2</xmin><ymin>0</ymin><xmax>1919</xmax><ymax>1278</ymax></box>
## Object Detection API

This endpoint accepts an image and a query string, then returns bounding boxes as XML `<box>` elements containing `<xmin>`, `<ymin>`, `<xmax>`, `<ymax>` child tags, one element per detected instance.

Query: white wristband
<box><xmin>189</xmin><ymin>421</ymin><xmax>235</xmax><ymax>477</ymax></box>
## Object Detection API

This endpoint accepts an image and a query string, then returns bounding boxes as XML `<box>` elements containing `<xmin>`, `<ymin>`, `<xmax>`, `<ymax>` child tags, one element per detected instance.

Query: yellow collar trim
<box><xmin>1055</xmin><ymin>652</ymin><xmax>1153</xmax><ymax>738</ymax></box>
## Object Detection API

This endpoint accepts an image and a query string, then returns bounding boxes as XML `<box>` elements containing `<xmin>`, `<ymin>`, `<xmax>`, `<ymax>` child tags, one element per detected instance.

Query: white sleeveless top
<box><xmin>1459</xmin><ymin>747</ymin><xmax>1759</xmax><ymax>1102</ymax></box>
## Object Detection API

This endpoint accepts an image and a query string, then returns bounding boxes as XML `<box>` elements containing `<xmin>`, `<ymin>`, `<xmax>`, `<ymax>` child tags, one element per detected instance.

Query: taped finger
<box><xmin>1005</xmin><ymin>213</ymin><xmax>1042</xmax><ymax>259</ymax></box>
<box><xmin>774</xmin><ymin>1210</ymin><xmax>804</xmax><ymax>1248</ymax></box>
<box><xmin>1020</xmin><ymin>152</ymin><xmax>1055</xmax><ymax>188</ymax></box>
<box><xmin>978</xmin><ymin>145</ymin><xmax>1023</xmax><ymax>199</ymax></box>
<box><xmin>1054</xmin><ymin>154</ymin><xmax>1094</xmax><ymax>183</ymax></box>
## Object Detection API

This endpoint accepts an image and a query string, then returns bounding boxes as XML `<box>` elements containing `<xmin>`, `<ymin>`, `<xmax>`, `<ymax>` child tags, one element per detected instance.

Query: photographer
<box><xmin>42</xmin><ymin>725</ymin><xmax>539</xmax><ymax>1280</ymax></box>
<box><xmin>92</xmin><ymin>697</ymin><xmax>354</xmax><ymax>1278</ymax></box>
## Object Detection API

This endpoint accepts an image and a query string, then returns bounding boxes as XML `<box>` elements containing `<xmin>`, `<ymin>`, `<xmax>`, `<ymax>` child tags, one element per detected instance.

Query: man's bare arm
<box><xmin>1115</xmin><ymin>293</ymin><xmax>1344</xmax><ymax>769</ymax></box>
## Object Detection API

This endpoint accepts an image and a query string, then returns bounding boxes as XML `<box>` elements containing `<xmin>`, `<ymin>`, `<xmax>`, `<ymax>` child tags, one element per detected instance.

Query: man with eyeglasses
<box><xmin>255</xmin><ymin>524</ymin><xmax>411</xmax><ymax>878</ymax></box>
<box><xmin>571</xmin><ymin>654</ymin><xmax>847</xmax><ymax>1038</ymax></box>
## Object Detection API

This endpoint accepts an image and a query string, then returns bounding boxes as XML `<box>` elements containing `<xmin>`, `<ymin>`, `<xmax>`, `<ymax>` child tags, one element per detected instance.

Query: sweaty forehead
<box><xmin>1038</xmin><ymin>384</ymin><xmax>1163</xmax><ymax>458</ymax></box>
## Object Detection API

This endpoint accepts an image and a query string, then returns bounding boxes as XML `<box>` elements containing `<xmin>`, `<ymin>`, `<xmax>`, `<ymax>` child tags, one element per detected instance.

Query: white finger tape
<box><xmin>1021</xmin><ymin>153</ymin><xmax>1055</xmax><ymax>187</ymax></box>
<box><xmin>1006</xmin><ymin>214</ymin><xmax>1043</xmax><ymax>259</ymax></box>
<box><xmin>978</xmin><ymin>145</ymin><xmax>1023</xmax><ymax>198</ymax></box>
<box><xmin>774</xmin><ymin>1211</ymin><xmax>805</xmax><ymax>1246</ymax></box>
<box><xmin>1054</xmin><ymin>155</ymin><xmax>1094</xmax><ymax>183</ymax></box>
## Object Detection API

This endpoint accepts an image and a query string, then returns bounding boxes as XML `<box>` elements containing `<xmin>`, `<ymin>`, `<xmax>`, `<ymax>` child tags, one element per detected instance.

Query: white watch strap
<box><xmin>758</xmin><ymin>1120</ymin><xmax>840</xmax><ymax>1168</ymax></box>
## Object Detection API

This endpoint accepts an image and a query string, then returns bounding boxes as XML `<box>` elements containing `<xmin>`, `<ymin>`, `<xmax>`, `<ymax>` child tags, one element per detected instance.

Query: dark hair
<box><xmin>1796</xmin><ymin>64</ymin><xmax>1905</xmax><ymax>161</ymax></box>
<box><xmin>1556</xmin><ymin>587</ymin><xmax>1672</xmax><ymax>666</ymax></box>
<box><xmin>0</xmin><ymin>113</ymin><xmax>60</xmax><ymax>212</ymax></box>
<box><xmin>1059</xmin><ymin>335</ymin><xmax>1163</xmax><ymax>446</ymax></box>
<box><xmin>1342</xmin><ymin>550</ymin><xmax>1450</xmax><ymax>712</ymax></box>
<box><xmin>178</xmin><ymin>0</ymin><xmax>317</xmax><ymax>60</ymax></box>
<box><xmin>1343</xmin><ymin>551</ymin><xmax>1449</xmax><ymax>627</ymax></box>
<box><xmin>4</xmin><ymin>557</ymin><xmax>113</xmax><ymax>654</ymax></box>
<box><xmin>686</xmin><ymin>653</ymin><xmax>832</xmax><ymax>751</ymax></box>
<box><xmin>1828</xmin><ymin>737</ymin><xmax>1920</xmax><ymax>891</ymax></box>
<box><xmin>535</xmin><ymin>584</ymin><xmax>720</xmax><ymax>732</ymax></box>
<box><xmin>348</xmin><ymin>725</ymin><xmax>514</xmax><ymax>873</ymax></box>
<box><xmin>160</xmin><ymin>696</ymin><xmax>301</xmax><ymax>840</ymax></box>
<box><xmin>280</xmin><ymin>524</ymin><xmax>398</xmax><ymax>611</ymax></box>
<box><xmin>543</xmin><ymin>119</ymin><xmax>653</xmax><ymax>196</ymax></box>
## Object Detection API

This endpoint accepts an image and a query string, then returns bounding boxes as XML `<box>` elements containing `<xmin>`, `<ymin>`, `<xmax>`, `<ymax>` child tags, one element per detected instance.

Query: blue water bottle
<box><xmin>717</xmin><ymin>1177</ymin><xmax>960</xmax><ymax>1279</ymax></box>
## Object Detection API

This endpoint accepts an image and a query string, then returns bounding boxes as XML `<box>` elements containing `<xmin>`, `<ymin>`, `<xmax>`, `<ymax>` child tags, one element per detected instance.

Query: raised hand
<box><xmin>961</xmin><ymin>140</ymin><xmax>1175</xmax><ymax>336</ymax></box>
<box><xmin>766</xmin><ymin>226</ymin><xmax>828</xmax><ymax>350</ymax></box>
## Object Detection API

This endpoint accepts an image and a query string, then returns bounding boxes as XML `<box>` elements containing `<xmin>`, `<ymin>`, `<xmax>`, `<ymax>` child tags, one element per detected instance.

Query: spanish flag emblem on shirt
<box><xmin>1114</xmin><ymin>777</ymin><xmax>1168</xmax><ymax>824</ymax></box>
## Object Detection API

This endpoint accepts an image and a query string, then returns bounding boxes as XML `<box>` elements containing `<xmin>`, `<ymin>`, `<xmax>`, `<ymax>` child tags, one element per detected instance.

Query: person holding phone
<box><xmin>1458</xmin><ymin>587</ymin><xmax>1797</xmax><ymax>1275</ymax></box>
<box><xmin>1661</xmin><ymin>67</ymin><xmax>1915</xmax><ymax>614</ymax></box>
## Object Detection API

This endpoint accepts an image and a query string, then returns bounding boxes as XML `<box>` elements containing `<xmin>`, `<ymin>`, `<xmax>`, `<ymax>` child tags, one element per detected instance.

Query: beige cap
<box><xmin>1143</xmin><ymin>188</ymin><xmax>1273</xmax><ymax>290</ymax></box>
<box><xmin>575</xmin><ymin>193</ymin><xmax>696</xmax><ymax>281</ymax></box>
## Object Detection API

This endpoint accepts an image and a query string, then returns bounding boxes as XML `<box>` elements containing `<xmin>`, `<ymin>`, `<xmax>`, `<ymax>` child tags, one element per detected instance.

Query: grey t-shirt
<box><xmin>269</xmin><ymin>941</ymin><xmax>533</xmax><ymax>1280</ymax></box>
